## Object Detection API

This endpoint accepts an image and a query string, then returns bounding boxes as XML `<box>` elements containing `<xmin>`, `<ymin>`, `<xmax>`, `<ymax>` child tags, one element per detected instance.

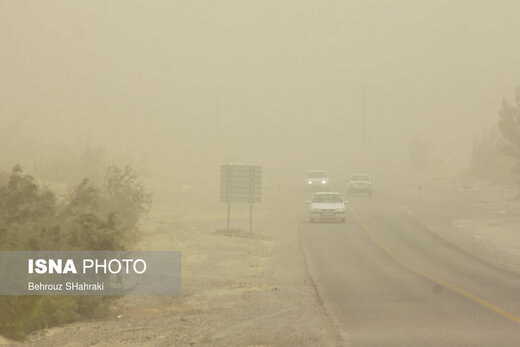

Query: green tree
<box><xmin>102</xmin><ymin>165</ymin><xmax>151</xmax><ymax>245</ymax></box>
<box><xmin>498</xmin><ymin>87</ymin><xmax>520</xmax><ymax>179</ymax></box>
<box><xmin>0</xmin><ymin>165</ymin><xmax>56</xmax><ymax>225</ymax></box>
<box><xmin>0</xmin><ymin>165</ymin><xmax>151</xmax><ymax>340</ymax></box>
<box><xmin>470</xmin><ymin>130</ymin><xmax>513</xmax><ymax>182</ymax></box>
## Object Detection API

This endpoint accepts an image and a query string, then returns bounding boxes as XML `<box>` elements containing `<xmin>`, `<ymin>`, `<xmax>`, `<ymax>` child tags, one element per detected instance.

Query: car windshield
<box><xmin>352</xmin><ymin>175</ymin><xmax>369</xmax><ymax>181</ymax></box>
<box><xmin>312</xmin><ymin>194</ymin><xmax>343</xmax><ymax>203</ymax></box>
<box><xmin>308</xmin><ymin>171</ymin><xmax>326</xmax><ymax>178</ymax></box>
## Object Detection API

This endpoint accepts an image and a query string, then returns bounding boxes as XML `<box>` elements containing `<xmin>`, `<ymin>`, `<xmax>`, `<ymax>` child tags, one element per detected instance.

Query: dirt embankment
<box><xmin>4</xmin><ymin>175</ymin><xmax>341</xmax><ymax>346</ymax></box>
<box><xmin>380</xmin><ymin>174</ymin><xmax>520</xmax><ymax>275</ymax></box>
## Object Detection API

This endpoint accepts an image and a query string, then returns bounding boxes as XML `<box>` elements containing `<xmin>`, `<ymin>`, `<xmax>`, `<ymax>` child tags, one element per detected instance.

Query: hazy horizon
<box><xmin>2</xmin><ymin>0</ymin><xmax>520</xmax><ymax>177</ymax></box>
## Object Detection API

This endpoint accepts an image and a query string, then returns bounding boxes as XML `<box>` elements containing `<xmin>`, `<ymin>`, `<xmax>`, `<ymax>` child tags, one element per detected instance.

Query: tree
<box><xmin>0</xmin><ymin>165</ymin><xmax>151</xmax><ymax>340</ymax></box>
<box><xmin>102</xmin><ymin>165</ymin><xmax>151</xmax><ymax>244</ymax></box>
<box><xmin>0</xmin><ymin>165</ymin><xmax>56</xmax><ymax>226</ymax></box>
<box><xmin>498</xmin><ymin>87</ymin><xmax>520</xmax><ymax>178</ymax></box>
<box><xmin>470</xmin><ymin>130</ymin><xmax>513</xmax><ymax>182</ymax></box>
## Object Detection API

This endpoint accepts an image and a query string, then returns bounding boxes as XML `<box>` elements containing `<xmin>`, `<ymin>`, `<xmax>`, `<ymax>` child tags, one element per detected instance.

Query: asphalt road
<box><xmin>300</xmin><ymin>190</ymin><xmax>520</xmax><ymax>346</ymax></box>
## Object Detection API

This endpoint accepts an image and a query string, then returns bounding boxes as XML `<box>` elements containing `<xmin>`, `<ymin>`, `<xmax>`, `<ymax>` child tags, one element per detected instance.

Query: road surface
<box><xmin>301</xmin><ymin>191</ymin><xmax>520</xmax><ymax>346</ymax></box>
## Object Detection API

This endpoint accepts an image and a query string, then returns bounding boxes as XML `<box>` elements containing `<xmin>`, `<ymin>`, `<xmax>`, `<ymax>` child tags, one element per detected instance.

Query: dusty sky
<box><xmin>1</xmin><ymin>0</ymin><xmax>520</xmax><ymax>175</ymax></box>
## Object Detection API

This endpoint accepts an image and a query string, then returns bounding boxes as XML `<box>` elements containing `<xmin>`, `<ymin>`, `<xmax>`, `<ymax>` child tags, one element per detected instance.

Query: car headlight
<box><xmin>308</xmin><ymin>181</ymin><xmax>312</xmax><ymax>184</ymax></box>
<box><xmin>321</xmin><ymin>180</ymin><xmax>327</xmax><ymax>184</ymax></box>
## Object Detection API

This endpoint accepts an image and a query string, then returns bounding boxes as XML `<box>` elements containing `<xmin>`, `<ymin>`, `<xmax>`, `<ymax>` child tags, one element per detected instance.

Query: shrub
<box><xmin>0</xmin><ymin>164</ymin><xmax>150</xmax><ymax>340</ymax></box>
<box><xmin>470</xmin><ymin>130</ymin><xmax>514</xmax><ymax>182</ymax></box>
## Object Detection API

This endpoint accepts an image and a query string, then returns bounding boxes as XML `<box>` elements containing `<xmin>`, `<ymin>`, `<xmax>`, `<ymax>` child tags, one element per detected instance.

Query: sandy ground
<box><xmin>380</xmin><ymin>174</ymin><xmax>520</xmax><ymax>275</ymax></box>
<box><xmin>1</xmin><ymin>173</ymin><xmax>342</xmax><ymax>346</ymax></box>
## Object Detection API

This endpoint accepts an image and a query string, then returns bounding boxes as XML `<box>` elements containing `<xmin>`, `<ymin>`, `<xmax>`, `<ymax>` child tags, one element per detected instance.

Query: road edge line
<box><xmin>351</xmin><ymin>211</ymin><xmax>520</xmax><ymax>326</ymax></box>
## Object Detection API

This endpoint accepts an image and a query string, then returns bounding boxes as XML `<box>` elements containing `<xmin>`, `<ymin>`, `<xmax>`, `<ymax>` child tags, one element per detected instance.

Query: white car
<box><xmin>305</xmin><ymin>170</ymin><xmax>330</xmax><ymax>191</ymax></box>
<box><xmin>347</xmin><ymin>174</ymin><xmax>372</xmax><ymax>196</ymax></box>
<box><xmin>308</xmin><ymin>192</ymin><xmax>348</xmax><ymax>223</ymax></box>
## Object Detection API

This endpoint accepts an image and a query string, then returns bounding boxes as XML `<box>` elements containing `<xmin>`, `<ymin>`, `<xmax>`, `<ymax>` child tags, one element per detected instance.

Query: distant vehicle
<box><xmin>307</xmin><ymin>192</ymin><xmax>348</xmax><ymax>223</ymax></box>
<box><xmin>347</xmin><ymin>174</ymin><xmax>372</xmax><ymax>196</ymax></box>
<box><xmin>305</xmin><ymin>170</ymin><xmax>329</xmax><ymax>191</ymax></box>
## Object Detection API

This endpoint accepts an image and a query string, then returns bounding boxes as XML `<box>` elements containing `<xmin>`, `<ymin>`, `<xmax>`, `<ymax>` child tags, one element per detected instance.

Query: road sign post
<box><xmin>227</xmin><ymin>202</ymin><xmax>231</xmax><ymax>230</ymax></box>
<box><xmin>220</xmin><ymin>164</ymin><xmax>262</xmax><ymax>232</ymax></box>
<box><xmin>249</xmin><ymin>202</ymin><xmax>253</xmax><ymax>233</ymax></box>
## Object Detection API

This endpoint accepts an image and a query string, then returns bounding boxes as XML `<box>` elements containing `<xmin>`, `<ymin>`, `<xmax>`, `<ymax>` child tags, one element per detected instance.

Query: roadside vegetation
<box><xmin>0</xmin><ymin>164</ymin><xmax>151</xmax><ymax>341</ymax></box>
<box><xmin>498</xmin><ymin>87</ymin><xmax>520</xmax><ymax>184</ymax></box>
<box><xmin>470</xmin><ymin>129</ymin><xmax>514</xmax><ymax>183</ymax></box>
<box><xmin>468</xmin><ymin>87</ymin><xmax>520</xmax><ymax>186</ymax></box>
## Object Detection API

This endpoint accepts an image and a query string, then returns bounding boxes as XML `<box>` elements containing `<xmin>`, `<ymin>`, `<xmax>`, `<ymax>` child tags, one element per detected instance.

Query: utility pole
<box><xmin>216</xmin><ymin>93</ymin><xmax>221</xmax><ymax>166</ymax></box>
<box><xmin>361</xmin><ymin>85</ymin><xmax>366</xmax><ymax>170</ymax></box>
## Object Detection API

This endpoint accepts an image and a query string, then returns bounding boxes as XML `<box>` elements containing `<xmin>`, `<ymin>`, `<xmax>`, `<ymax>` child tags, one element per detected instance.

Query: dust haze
<box><xmin>3</xmin><ymin>1</ymin><xmax>520</xmax><ymax>346</ymax></box>
<box><xmin>2</xmin><ymin>0</ymin><xmax>519</xmax><ymax>178</ymax></box>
